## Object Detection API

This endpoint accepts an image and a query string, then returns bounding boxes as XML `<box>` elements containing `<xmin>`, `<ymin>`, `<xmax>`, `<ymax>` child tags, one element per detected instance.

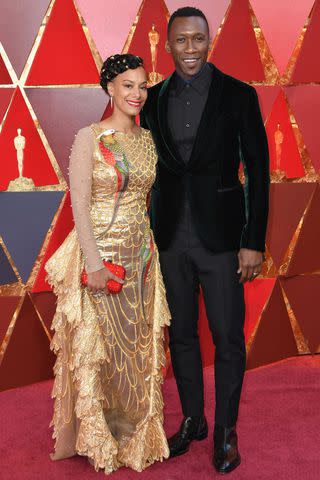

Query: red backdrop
<box><xmin>0</xmin><ymin>0</ymin><xmax>319</xmax><ymax>391</ymax></box>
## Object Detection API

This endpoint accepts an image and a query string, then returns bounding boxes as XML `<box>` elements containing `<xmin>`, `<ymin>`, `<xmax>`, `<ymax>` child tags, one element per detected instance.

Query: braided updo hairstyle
<box><xmin>100</xmin><ymin>54</ymin><xmax>144</xmax><ymax>94</ymax></box>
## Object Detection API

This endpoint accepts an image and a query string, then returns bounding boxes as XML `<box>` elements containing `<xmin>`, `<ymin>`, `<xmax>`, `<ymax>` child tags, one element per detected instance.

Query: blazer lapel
<box><xmin>188</xmin><ymin>64</ymin><xmax>224</xmax><ymax>169</ymax></box>
<box><xmin>157</xmin><ymin>75</ymin><xmax>185</xmax><ymax>169</ymax></box>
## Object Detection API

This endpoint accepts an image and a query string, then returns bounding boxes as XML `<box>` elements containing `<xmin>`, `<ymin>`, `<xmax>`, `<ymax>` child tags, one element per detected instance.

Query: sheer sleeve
<box><xmin>69</xmin><ymin>127</ymin><xmax>104</xmax><ymax>273</ymax></box>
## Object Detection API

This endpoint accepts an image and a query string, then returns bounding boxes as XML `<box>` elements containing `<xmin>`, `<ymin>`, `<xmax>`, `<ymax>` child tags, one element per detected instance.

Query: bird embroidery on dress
<box><xmin>98</xmin><ymin>132</ymin><xmax>130</xmax><ymax>228</ymax></box>
<box><xmin>140</xmin><ymin>231</ymin><xmax>155</xmax><ymax>286</ymax></box>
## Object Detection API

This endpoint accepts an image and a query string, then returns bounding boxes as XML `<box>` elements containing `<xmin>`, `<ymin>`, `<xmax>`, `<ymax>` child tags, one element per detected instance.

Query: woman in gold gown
<box><xmin>45</xmin><ymin>54</ymin><xmax>170</xmax><ymax>474</ymax></box>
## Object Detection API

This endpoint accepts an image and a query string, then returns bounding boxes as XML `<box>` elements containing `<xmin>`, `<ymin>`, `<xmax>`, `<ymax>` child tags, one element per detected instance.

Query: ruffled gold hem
<box><xmin>45</xmin><ymin>229</ymin><xmax>170</xmax><ymax>474</ymax></box>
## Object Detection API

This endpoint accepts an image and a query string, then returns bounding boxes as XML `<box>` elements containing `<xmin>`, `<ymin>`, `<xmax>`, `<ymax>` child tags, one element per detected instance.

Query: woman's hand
<box><xmin>87</xmin><ymin>266</ymin><xmax>124</xmax><ymax>295</ymax></box>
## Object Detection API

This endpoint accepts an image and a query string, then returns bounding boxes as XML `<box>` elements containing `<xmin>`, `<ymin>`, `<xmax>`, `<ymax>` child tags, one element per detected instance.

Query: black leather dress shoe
<box><xmin>168</xmin><ymin>415</ymin><xmax>208</xmax><ymax>458</ymax></box>
<box><xmin>213</xmin><ymin>425</ymin><xmax>241</xmax><ymax>474</ymax></box>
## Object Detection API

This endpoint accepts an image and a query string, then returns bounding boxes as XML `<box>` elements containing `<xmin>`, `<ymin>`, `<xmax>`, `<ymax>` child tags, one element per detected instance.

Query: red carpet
<box><xmin>1</xmin><ymin>356</ymin><xmax>320</xmax><ymax>479</ymax></box>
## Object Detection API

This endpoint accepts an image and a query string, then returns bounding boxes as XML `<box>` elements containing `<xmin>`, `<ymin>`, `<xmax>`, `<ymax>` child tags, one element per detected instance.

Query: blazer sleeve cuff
<box><xmin>240</xmin><ymin>224</ymin><xmax>266</xmax><ymax>252</ymax></box>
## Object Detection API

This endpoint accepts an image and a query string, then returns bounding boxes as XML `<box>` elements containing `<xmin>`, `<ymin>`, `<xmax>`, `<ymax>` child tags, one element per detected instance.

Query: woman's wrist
<box><xmin>85</xmin><ymin>259</ymin><xmax>105</xmax><ymax>274</ymax></box>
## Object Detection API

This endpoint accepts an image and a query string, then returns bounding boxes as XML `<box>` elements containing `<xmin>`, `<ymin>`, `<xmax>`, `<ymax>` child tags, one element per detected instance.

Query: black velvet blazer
<box><xmin>140</xmin><ymin>63</ymin><xmax>270</xmax><ymax>253</ymax></box>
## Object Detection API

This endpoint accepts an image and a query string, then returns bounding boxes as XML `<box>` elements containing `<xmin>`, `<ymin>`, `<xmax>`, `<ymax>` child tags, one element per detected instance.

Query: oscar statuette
<box><xmin>7</xmin><ymin>128</ymin><xmax>35</xmax><ymax>191</ymax></box>
<box><xmin>271</xmin><ymin>123</ymin><xmax>286</xmax><ymax>181</ymax></box>
<box><xmin>147</xmin><ymin>24</ymin><xmax>163</xmax><ymax>86</ymax></box>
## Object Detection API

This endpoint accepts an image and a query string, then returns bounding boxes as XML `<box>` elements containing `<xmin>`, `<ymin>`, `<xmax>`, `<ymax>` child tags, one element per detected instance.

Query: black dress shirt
<box><xmin>165</xmin><ymin>63</ymin><xmax>213</xmax><ymax>246</ymax></box>
<box><xmin>167</xmin><ymin>63</ymin><xmax>212</xmax><ymax>163</ymax></box>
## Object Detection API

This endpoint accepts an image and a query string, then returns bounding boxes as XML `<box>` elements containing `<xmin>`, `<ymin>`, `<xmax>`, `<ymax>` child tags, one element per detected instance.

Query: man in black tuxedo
<box><xmin>140</xmin><ymin>6</ymin><xmax>269</xmax><ymax>474</ymax></box>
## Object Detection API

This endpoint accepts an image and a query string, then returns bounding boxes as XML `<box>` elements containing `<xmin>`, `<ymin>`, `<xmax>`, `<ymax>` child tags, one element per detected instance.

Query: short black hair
<box><xmin>100</xmin><ymin>54</ymin><xmax>144</xmax><ymax>93</ymax></box>
<box><xmin>168</xmin><ymin>7</ymin><xmax>209</xmax><ymax>36</ymax></box>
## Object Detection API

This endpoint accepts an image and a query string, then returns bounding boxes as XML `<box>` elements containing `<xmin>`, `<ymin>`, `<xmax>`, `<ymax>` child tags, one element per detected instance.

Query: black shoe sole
<box><xmin>214</xmin><ymin>457</ymin><xmax>241</xmax><ymax>475</ymax></box>
<box><xmin>169</xmin><ymin>431</ymin><xmax>208</xmax><ymax>458</ymax></box>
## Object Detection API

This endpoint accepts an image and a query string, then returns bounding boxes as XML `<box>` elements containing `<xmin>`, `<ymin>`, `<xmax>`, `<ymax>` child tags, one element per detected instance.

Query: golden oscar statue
<box><xmin>148</xmin><ymin>24</ymin><xmax>163</xmax><ymax>86</ymax></box>
<box><xmin>271</xmin><ymin>123</ymin><xmax>286</xmax><ymax>181</ymax></box>
<box><xmin>7</xmin><ymin>128</ymin><xmax>35</xmax><ymax>191</ymax></box>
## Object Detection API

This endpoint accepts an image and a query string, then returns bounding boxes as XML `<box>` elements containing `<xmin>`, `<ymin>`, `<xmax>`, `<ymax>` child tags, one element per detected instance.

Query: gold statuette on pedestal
<box><xmin>271</xmin><ymin>123</ymin><xmax>286</xmax><ymax>182</ymax></box>
<box><xmin>7</xmin><ymin>128</ymin><xmax>35</xmax><ymax>191</ymax></box>
<box><xmin>147</xmin><ymin>24</ymin><xmax>163</xmax><ymax>86</ymax></box>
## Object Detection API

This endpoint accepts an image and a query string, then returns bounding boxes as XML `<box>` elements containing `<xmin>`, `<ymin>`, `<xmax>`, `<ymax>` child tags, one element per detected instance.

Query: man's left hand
<box><xmin>237</xmin><ymin>248</ymin><xmax>264</xmax><ymax>283</ymax></box>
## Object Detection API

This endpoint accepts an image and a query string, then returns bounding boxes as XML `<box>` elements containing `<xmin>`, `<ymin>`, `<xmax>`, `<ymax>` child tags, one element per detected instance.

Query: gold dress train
<box><xmin>45</xmin><ymin>125</ymin><xmax>170</xmax><ymax>474</ymax></box>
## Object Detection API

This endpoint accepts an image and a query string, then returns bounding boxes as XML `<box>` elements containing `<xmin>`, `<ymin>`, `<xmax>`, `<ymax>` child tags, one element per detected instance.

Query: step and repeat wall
<box><xmin>0</xmin><ymin>0</ymin><xmax>319</xmax><ymax>391</ymax></box>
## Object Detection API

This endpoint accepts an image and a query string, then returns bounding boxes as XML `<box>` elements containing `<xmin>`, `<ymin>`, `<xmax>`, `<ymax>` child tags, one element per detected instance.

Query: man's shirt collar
<box><xmin>171</xmin><ymin>62</ymin><xmax>212</xmax><ymax>96</ymax></box>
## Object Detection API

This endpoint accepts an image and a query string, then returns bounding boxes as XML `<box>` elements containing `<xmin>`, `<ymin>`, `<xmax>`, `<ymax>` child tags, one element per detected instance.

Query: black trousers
<box><xmin>159</xmin><ymin>204</ymin><xmax>246</xmax><ymax>427</ymax></box>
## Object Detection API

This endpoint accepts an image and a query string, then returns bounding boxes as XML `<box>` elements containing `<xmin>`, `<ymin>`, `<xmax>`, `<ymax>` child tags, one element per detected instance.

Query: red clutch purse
<box><xmin>81</xmin><ymin>260</ymin><xmax>126</xmax><ymax>294</ymax></box>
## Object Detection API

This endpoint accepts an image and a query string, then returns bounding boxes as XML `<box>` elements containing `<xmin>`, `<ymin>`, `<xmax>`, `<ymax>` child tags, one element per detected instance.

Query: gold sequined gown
<box><xmin>45</xmin><ymin>125</ymin><xmax>170</xmax><ymax>474</ymax></box>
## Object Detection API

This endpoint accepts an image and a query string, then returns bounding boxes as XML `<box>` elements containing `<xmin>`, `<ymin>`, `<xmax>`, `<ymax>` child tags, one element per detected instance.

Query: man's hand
<box><xmin>237</xmin><ymin>248</ymin><xmax>264</xmax><ymax>284</ymax></box>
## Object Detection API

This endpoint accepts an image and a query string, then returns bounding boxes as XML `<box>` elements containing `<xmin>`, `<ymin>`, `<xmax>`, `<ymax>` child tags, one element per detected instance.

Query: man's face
<box><xmin>167</xmin><ymin>16</ymin><xmax>210</xmax><ymax>80</ymax></box>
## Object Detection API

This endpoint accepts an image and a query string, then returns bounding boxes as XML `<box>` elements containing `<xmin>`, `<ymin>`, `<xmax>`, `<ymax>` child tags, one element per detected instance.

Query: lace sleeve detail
<box><xmin>69</xmin><ymin>127</ymin><xmax>104</xmax><ymax>273</ymax></box>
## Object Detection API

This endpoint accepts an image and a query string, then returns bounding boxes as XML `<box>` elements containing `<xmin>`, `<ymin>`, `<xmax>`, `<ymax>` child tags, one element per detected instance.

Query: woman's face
<box><xmin>107</xmin><ymin>66</ymin><xmax>148</xmax><ymax>116</ymax></box>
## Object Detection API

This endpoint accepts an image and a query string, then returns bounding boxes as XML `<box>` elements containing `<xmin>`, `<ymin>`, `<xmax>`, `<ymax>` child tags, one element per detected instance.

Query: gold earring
<box><xmin>110</xmin><ymin>95</ymin><xmax>113</xmax><ymax>108</ymax></box>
